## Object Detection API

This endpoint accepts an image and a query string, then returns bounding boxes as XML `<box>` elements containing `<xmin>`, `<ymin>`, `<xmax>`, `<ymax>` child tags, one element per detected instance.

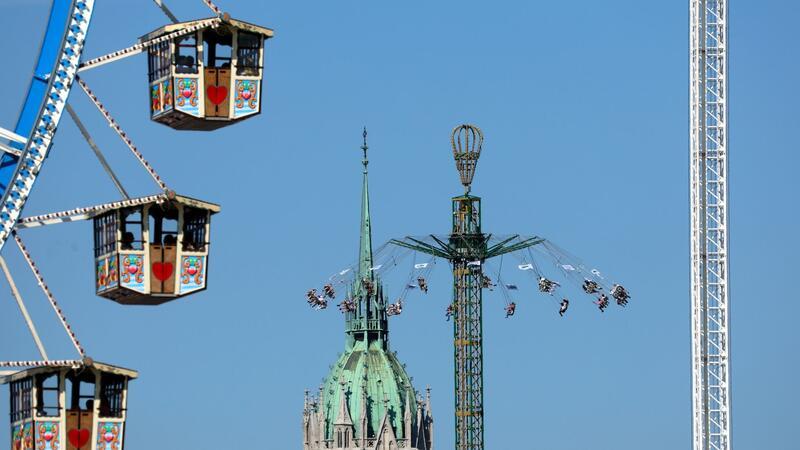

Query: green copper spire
<box><xmin>346</xmin><ymin>128</ymin><xmax>388</xmax><ymax>349</ymax></box>
<box><xmin>358</xmin><ymin>127</ymin><xmax>373</xmax><ymax>280</ymax></box>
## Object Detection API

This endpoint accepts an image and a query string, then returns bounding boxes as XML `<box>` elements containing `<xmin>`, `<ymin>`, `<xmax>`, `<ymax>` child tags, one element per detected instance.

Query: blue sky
<box><xmin>1</xmin><ymin>1</ymin><xmax>798</xmax><ymax>449</ymax></box>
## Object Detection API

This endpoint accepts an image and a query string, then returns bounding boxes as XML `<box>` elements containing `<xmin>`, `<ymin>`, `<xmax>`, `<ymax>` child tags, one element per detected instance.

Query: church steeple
<box><xmin>303</xmin><ymin>130</ymin><xmax>434</xmax><ymax>450</ymax></box>
<box><xmin>358</xmin><ymin>127</ymin><xmax>373</xmax><ymax>280</ymax></box>
<box><xmin>345</xmin><ymin>128</ymin><xmax>389</xmax><ymax>349</ymax></box>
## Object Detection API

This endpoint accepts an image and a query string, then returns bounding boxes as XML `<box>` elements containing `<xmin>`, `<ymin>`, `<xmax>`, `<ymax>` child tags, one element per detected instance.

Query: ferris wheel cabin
<box><xmin>2</xmin><ymin>361</ymin><xmax>137</xmax><ymax>450</ymax></box>
<box><xmin>142</xmin><ymin>15</ymin><xmax>274</xmax><ymax>131</ymax></box>
<box><xmin>93</xmin><ymin>194</ymin><xmax>220</xmax><ymax>305</ymax></box>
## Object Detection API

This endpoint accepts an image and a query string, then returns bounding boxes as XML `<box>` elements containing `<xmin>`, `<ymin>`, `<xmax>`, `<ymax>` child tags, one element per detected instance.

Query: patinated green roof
<box><xmin>321</xmin><ymin>339</ymin><xmax>416</xmax><ymax>440</ymax></box>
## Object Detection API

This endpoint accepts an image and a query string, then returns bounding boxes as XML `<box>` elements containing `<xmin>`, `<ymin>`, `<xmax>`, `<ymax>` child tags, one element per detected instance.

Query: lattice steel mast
<box><xmin>391</xmin><ymin>125</ymin><xmax>542</xmax><ymax>450</ymax></box>
<box><xmin>690</xmin><ymin>1</ymin><xmax>731</xmax><ymax>449</ymax></box>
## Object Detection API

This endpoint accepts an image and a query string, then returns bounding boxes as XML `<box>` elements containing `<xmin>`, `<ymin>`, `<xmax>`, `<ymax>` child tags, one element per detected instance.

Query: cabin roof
<box><xmin>140</xmin><ymin>16</ymin><xmax>275</xmax><ymax>43</ymax></box>
<box><xmin>15</xmin><ymin>192</ymin><xmax>220</xmax><ymax>230</ymax></box>
<box><xmin>0</xmin><ymin>360</ymin><xmax>139</xmax><ymax>384</ymax></box>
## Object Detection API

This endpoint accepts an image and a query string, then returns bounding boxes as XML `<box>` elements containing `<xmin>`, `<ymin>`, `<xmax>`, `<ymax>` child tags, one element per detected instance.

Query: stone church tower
<box><xmin>303</xmin><ymin>132</ymin><xmax>434</xmax><ymax>450</ymax></box>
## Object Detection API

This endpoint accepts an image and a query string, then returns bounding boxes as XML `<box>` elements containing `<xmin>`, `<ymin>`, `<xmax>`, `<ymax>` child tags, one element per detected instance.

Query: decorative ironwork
<box><xmin>451</xmin><ymin>124</ymin><xmax>483</xmax><ymax>193</ymax></box>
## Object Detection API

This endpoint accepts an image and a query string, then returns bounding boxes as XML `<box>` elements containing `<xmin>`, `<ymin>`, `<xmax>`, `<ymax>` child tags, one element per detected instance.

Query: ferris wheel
<box><xmin>0</xmin><ymin>2</ymin><xmax>273</xmax><ymax>449</ymax></box>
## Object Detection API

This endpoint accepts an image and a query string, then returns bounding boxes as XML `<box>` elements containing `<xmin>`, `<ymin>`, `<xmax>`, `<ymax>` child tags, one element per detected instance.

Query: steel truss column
<box><xmin>451</xmin><ymin>196</ymin><xmax>485</xmax><ymax>450</ymax></box>
<box><xmin>690</xmin><ymin>0</ymin><xmax>731</xmax><ymax>449</ymax></box>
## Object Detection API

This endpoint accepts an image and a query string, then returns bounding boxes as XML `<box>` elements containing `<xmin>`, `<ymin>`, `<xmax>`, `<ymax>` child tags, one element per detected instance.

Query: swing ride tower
<box><xmin>391</xmin><ymin>125</ymin><xmax>543</xmax><ymax>450</ymax></box>
<box><xmin>690</xmin><ymin>0</ymin><xmax>731</xmax><ymax>449</ymax></box>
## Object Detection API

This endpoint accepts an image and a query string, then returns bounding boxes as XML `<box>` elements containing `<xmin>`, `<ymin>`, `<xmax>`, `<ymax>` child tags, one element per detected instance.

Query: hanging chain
<box><xmin>76</xmin><ymin>77</ymin><xmax>170</xmax><ymax>192</ymax></box>
<box><xmin>13</xmin><ymin>232</ymin><xmax>86</xmax><ymax>358</ymax></box>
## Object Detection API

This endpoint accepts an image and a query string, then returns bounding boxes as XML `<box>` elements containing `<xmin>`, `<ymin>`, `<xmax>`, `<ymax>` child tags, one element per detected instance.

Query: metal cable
<box><xmin>76</xmin><ymin>77</ymin><xmax>169</xmax><ymax>192</ymax></box>
<box><xmin>13</xmin><ymin>232</ymin><xmax>86</xmax><ymax>358</ymax></box>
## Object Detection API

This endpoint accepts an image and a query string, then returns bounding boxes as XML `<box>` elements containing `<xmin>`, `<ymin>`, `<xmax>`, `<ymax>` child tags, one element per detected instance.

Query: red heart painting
<box><xmin>68</xmin><ymin>428</ymin><xmax>90</xmax><ymax>448</ymax></box>
<box><xmin>206</xmin><ymin>85</ymin><xmax>228</xmax><ymax>105</ymax></box>
<box><xmin>152</xmin><ymin>262</ymin><xmax>174</xmax><ymax>281</ymax></box>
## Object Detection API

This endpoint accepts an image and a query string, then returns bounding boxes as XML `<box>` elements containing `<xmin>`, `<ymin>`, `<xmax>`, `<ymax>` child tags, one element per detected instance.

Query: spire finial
<box><xmin>361</xmin><ymin>126</ymin><xmax>369</xmax><ymax>172</ymax></box>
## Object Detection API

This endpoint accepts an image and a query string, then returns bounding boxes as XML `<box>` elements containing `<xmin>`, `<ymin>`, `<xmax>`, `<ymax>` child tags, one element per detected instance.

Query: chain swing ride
<box><xmin>1</xmin><ymin>1</ymin><xmax>273</xmax><ymax>449</ymax></box>
<box><xmin>306</xmin><ymin>125</ymin><xmax>631</xmax><ymax>450</ymax></box>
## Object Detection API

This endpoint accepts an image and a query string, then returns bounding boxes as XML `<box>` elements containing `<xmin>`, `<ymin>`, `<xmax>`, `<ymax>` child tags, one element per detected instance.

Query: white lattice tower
<box><xmin>690</xmin><ymin>1</ymin><xmax>731</xmax><ymax>449</ymax></box>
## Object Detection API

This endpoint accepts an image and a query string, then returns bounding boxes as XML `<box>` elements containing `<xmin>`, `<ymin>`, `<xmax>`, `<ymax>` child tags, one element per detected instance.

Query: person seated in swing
<box><xmin>362</xmin><ymin>278</ymin><xmax>374</xmax><ymax>296</ymax></box>
<box><xmin>482</xmin><ymin>275</ymin><xmax>494</xmax><ymax>290</ymax></box>
<box><xmin>559</xmin><ymin>298</ymin><xmax>569</xmax><ymax>317</ymax></box>
<box><xmin>417</xmin><ymin>276</ymin><xmax>428</xmax><ymax>293</ymax></box>
<box><xmin>595</xmin><ymin>294</ymin><xmax>609</xmax><ymax>312</ymax></box>
<box><xmin>445</xmin><ymin>303</ymin><xmax>455</xmax><ymax>321</ymax></box>
<box><xmin>505</xmin><ymin>302</ymin><xmax>516</xmax><ymax>318</ymax></box>
<box><xmin>538</xmin><ymin>277</ymin><xmax>559</xmax><ymax>294</ymax></box>
<box><xmin>323</xmin><ymin>283</ymin><xmax>336</xmax><ymax>299</ymax></box>
<box><xmin>120</xmin><ymin>231</ymin><xmax>135</xmax><ymax>250</ymax></box>
<box><xmin>610</xmin><ymin>284</ymin><xmax>630</xmax><ymax>306</ymax></box>
<box><xmin>306</xmin><ymin>289</ymin><xmax>318</xmax><ymax>305</ymax></box>
<box><xmin>582</xmin><ymin>279</ymin><xmax>601</xmax><ymax>294</ymax></box>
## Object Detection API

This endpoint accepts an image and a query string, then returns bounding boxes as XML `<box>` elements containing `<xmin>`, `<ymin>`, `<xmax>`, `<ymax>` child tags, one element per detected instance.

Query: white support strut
<box><xmin>13</xmin><ymin>232</ymin><xmax>86</xmax><ymax>359</ymax></box>
<box><xmin>77</xmin><ymin>18</ymin><xmax>220</xmax><ymax>72</ymax></box>
<box><xmin>0</xmin><ymin>360</ymin><xmax>82</xmax><ymax>369</ymax></box>
<box><xmin>0</xmin><ymin>256</ymin><xmax>49</xmax><ymax>361</ymax></box>
<box><xmin>690</xmin><ymin>1</ymin><xmax>731</xmax><ymax>449</ymax></box>
<box><xmin>202</xmin><ymin>0</ymin><xmax>223</xmax><ymax>16</ymax></box>
<box><xmin>15</xmin><ymin>194</ymin><xmax>168</xmax><ymax>229</ymax></box>
<box><xmin>76</xmin><ymin>77</ymin><xmax>169</xmax><ymax>192</ymax></box>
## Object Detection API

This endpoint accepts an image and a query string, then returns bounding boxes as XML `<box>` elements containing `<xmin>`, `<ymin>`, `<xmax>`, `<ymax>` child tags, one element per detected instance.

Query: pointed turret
<box><xmin>334</xmin><ymin>380</ymin><xmax>353</xmax><ymax>426</ymax></box>
<box><xmin>358</xmin><ymin>127</ymin><xmax>373</xmax><ymax>281</ymax></box>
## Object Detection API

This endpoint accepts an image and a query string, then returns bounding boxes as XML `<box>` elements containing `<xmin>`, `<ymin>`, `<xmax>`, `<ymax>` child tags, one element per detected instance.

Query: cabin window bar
<box><xmin>120</xmin><ymin>209</ymin><xmax>144</xmax><ymax>251</ymax></box>
<box><xmin>66</xmin><ymin>374</ymin><xmax>95</xmax><ymax>411</ymax></box>
<box><xmin>182</xmin><ymin>209</ymin><xmax>207</xmax><ymax>252</ymax></box>
<box><xmin>10</xmin><ymin>377</ymin><xmax>33</xmax><ymax>422</ymax></box>
<box><xmin>236</xmin><ymin>32</ymin><xmax>261</xmax><ymax>76</ymax></box>
<box><xmin>94</xmin><ymin>213</ymin><xmax>118</xmax><ymax>257</ymax></box>
<box><xmin>148</xmin><ymin>40</ymin><xmax>171</xmax><ymax>82</ymax></box>
<box><xmin>175</xmin><ymin>34</ymin><xmax>199</xmax><ymax>74</ymax></box>
<box><xmin>204</xmin><ymin>32</ymin><xmax>232</xmax><ymax>69</ymax></box>
<box><xmin>35</xmin><ymin>373</ymin><xmax>60</xmax><ymax>418</ymax></box>
<box><xmin>99</xmin><ymin>375</ymin><xmax>125</xmax><ymax>418</ymax></box>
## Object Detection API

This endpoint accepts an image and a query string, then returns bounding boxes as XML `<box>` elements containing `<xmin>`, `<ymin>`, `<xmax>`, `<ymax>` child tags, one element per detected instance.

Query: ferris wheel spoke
<box><xmin>0</xmin><ymin>256</ymin><xmax>48</xmax><ymax>361</ymax></box>
<box><xmin>202</xmin><ymin>0</ymin><xmax>223</xmax><ymax>16</ymax></box>
<box><xmin>78</xmin><ymin>17</ymin><xmax>220</xmax><ymax>72</ymax></box>
<box><xmin>151</xmin><ymin>0</ymin><xmax>180</xmax><ymax>24</ymax></box>
<box><xmin>65</xmin><ymin>104</ymin><xmax>130</xmax><ymax>199</ymax></box>
<box><xmin>12</xmin><ymin>232</ymin><xmax>86</xmax><ymax>359</ymax></box>
<box><xmin>0</xmin><ymin>360</ymin><xmax>83</xmax><ymax>369</ymax></box>
<box><xmin>15</xmin><ymin>193</ymin><xmax>168</xmax><ymax>230</ymax></box>
<box><xmin>76</xmin><ymin>77</ymin><xmax>170</xmax><ymax>192</ymax></box>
